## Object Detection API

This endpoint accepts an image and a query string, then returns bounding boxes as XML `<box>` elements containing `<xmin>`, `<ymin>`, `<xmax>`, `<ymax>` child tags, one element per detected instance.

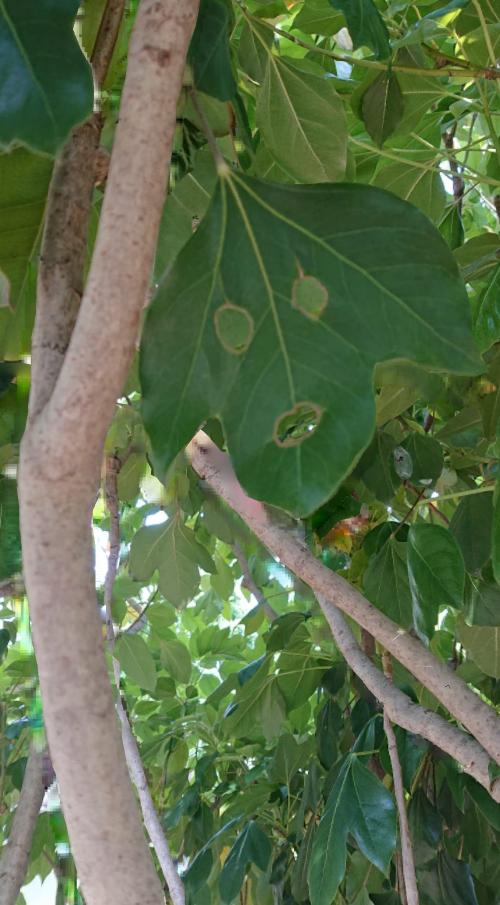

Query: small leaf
<box><xmin>160</xmin><ymin>638</ymin><xmax>192</xmax><ymax>684</ymax></box>
<box><xmin>256</xmin><ymin>57</ymin><xmax>348</xmax><ymax>183</ymax></box>
<box><xmin>270</xmin><ymin>733</ymin><xmax>313</xmax><ymax>785</ymax></box>
<box><xmin>449</xmin><ymin>492</ymin><xmax>493</xmax><ymax>573</ymax></box>
<box><xmin>327</xmin><ymin>0</ymin><xmax>391</xmax><ymax>59</ymax></box>
<box><xmin>219</xmin><ymin>821</ymin><xmax>271</xmax><ymax>903</ymax></box>
<box><xmin>238</xmin><ymin>20</ymin><xmax>272</xmax><ymax>84</ymax></box>
<box><xmin>362</xmin><ymin>72</ymin><xmax>404</xmax><ymax>146</ymax></box>
<box><xmin>408</xmin><ymin>524</ymin><xmax>465</xmax><ymax>643</ymax></box>
<box><xmin>475</xmin><ymin>258</ymin><xmax>500</xmax><ymax>352</ymax></box>
<box><xmin>364</xmin><ymin>537</ymin><xmax>413</xmax><ymax>629</ymax></box>
<box><xmin>0</xmin><ymin>0</ymin><xmax>93</xmax><ymax>155</ymax></box>
<box><xmin>189</xmin><ymin>0</ymin><xmax>236</xmax><ymax>101</ymax></box>
<box><xmin>114</xmin><ymin>634</ymin><xmax>157</xmax><ymax>692</ymax></box>
<box><xmin>400</xmin><ymin>433</ymin><xmax>444</xmax><ymax>486</ymax></box>
<box><xmin>147</xmin><ymin>603</ymin><xmax>177</xmax><ymax>638</ymax></box>
<box><xmin>292</xmin><ymin>819</ymin><xmax>316</xmax><ymax>902</ymax></box>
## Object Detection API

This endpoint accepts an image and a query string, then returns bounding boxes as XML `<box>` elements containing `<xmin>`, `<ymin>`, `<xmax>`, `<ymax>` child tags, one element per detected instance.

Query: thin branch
<box><xmin>103</xmin><ymin>454</ymin><xmax>185</xmax><ymax>905</ymax></box>
<box><xmin>91</xmin><ymin>0</ymin><xmax>127</xmax><ymax>90</ymax></box>
<box><xmin>233</xmin><ymin>540</ymin><xmax>278</xmax><ymax>620</ymax></box>
<box><xmin>0</xmin><ymin>744</ymin><xmax>45</xmax><ymax>905</ymax></box>
<box><xmin>190</xmin><ymin>89</ymin><xmax>228</xmax><ymax>173</ymax></box>
<box><xmin>443</xmin><ymin>125</ymin><xmax>465</xmax><ymax>213</ymax></box>
<box><xmin>187</xmin><ymin>431</ymin><xmax>500</xmax><ymax>777</ymax></box>
<box><xmin>382</xmin><ymin>651</ymin><xmax>419</xmax><ymax>905</ymax></box>
<box><xmin>325</xmin><ymin>601</ymin><xmax>499</xmax><ymax>799</ymax></box>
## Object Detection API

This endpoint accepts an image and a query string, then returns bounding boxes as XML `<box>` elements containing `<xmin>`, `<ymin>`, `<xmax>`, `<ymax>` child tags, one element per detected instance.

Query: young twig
<box><xmin>382</xmin><ymin>651</ymin><xmax>419</xmax><ymax>905</ymax></box>
<box><xmin>233</xmin><ymin>540</ymin><xmax>278</xmax><ymax>620</ymax></box>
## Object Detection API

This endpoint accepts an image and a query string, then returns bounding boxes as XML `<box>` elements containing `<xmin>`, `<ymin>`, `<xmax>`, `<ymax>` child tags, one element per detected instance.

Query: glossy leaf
<box><xmin>327</xmin><ymin>0</ymin><xmax>391</xmax><ymax>59</ymax></box>
<box><xmin>449</xmin><ymin>492</ymin><xmax>493</xmax><ymax>573</ymax></box>
<box><xmin>0</xmin><ymin>149</ymin><xmax>53</xmax><ymax>311</ymax></box>
<box><xmin>256</xmin><ymin>57</ymin><xmax>348</xmax><ymax>183</ymax></box>
<box><xmin>114</xmin><ymin>634</ymin><xmax>157</xmax><ymax>693</ymax></box>
<box><xmin>189</xmin><ymin>0</ymin><xmax>236</xmax><ymax>100</ymax></box>
<box><xmin>408</xmin><ymin>524</ymin><xmax>465</xmax><ymax>643</ymax></box>
<box><xmin>362</xmin><ymin>72</ymin><xmax>404</xmax><ymax>147</ymax></box>
<box><xmin>364</xmin><ymin>536</ymin><xmax>413</xmax><ymax>628</ymax></box>
<box><xmin>308</xmin><ymin>756</ymin><xmax>396</xmax><ymax>905</ymax></box>
<box><xmin>0</xmin><ymin>0</ymin><xmax>93</xmax><ymax>155</ymax></box>
<box><xmin>141</xmin><ymin>173</ymin><xmax>481</xmax><ymax>518</ymax></box>
<box><xmin>219</xmin><ymin>821</ymin><xmax>271</xmax><ymax>903</ymax></box>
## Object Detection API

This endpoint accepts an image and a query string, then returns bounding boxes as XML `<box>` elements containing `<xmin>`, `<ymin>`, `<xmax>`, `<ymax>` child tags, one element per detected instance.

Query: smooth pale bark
<box><xmin>18</xmin><ymin>3</ymin><xmax>199</xmax><ymax>904</ymax></box>
<box><xmin>188</xmin><ymin>431</ymin><xmax>500</xmax><ymax>789</ymax></box>
<box><xmin>0</xmin><ymin>745</ymin><xmax>45</xmax><ymax>905</ymax></box>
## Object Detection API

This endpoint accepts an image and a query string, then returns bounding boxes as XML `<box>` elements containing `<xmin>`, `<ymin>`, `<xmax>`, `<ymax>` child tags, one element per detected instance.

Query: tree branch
<box><xmin>232</xmin><ymin>540</ymin><xmax>278</xmax><ymax>620</ymax></box>
<box><xmin>382</xmin><ymin>651</ymin><xmax>419</xmax><ymax>905</ymax></box>
<box><xmin>322</xmin><ymin>600</ymin><xmax>500</xmax><ymax>799</ymax></box>
<box><xmin>0</xmin><ymin>743</ymin><xmax>45</xmax><ymax>905</ymax></box>
<box><xmin>103</xmin><ymin>455</ymin><xmax>185</xmax><ymax>905</ymax></box>
<box><xmin>187</xmin><ymin>431</ymin><xmax>500</xmax><ymax>780</ymax></box>
<box><xmin>19</xmin><ymin>4</ymin><xmax>200</xmax><ymax>905</ymax></box>
<box><xmin>91</xmin><ymin>0</ymin><xmax>127</xmax><ymax>90</ymax></box>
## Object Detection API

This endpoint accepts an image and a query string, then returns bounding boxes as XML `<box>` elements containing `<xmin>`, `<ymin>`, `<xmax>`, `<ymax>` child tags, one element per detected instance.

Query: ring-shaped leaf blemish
<box><xmin>292</xmin><ymin>272</ymin><xmax>328</xmax><ymax>319</ymax></box>
<box><xmin>274</xmin><ymin>403</ymin><xmax>322</xmax><ymax>447</ymax></box>
<box><xmin>214</xmin><ymin>302</ymin><xmax>254</xmax><ymax>354</ymax></box>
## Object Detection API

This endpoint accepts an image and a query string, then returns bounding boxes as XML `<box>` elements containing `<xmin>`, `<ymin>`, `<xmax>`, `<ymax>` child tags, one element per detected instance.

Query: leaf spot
<box><xmin>274</xmin><ymin>403</ymin><xmax>322</xmax><ymax>447</ymax></box>
<box><xmin>292</xmin><ymin>271</ymin><xmax>328</xmax><ymax>319</ymax></box>
<box><xmin>214</xmin><ymin>303</ymin><xmax>254</xmax><ymax>355</ymax></box>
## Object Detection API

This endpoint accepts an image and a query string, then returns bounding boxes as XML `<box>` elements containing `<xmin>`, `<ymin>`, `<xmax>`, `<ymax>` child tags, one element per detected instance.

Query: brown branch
<box><xmin>0</xmin><ymin>744</ymin><xmax>45</xmax><ymax>905</ymax></box>
<box><xmin>233</xmin><ymin>540</ymin><xmax>278</xmax><ymax>620</ymax></box>
<box><xmin>91</xmin><ymin>0</ymin><xmax>127</xmax><ymax>90</ymax></box>
<box><xmin>18</xmin><ymin>4</ymin><xmax>200</xmax><ymax>905</ymax></box>
<box><xmin>187</xmin><ymin>431</ymin><xmax>500</xmax><ymax>780</ymax></box>
<box><xmin>325</xmin><ymin>601</ymin><xmax>500</xmax><ymax>799</ymax></box>
<box><xmin>382</xmin><ymin>651</ymin><xmax>419</xmax><ymax>905</ymax></box>
<box><xmin>443</xmin><ymin>126</ymin><xmax>465</xmax><ymax>214</ymax></box>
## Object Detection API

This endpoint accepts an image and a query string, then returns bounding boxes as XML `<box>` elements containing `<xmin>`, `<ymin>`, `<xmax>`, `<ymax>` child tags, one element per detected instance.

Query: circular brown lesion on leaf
<box><xmin>214</xmin><ymin>302</ymin><xmax>254</xmax><ymax>355</ymax></box>
<box><xmin>274</xmin><ymin>402</ymin><xmax>322</xmax><ymax>447</ymax></box>
<box><xmin>292</xmin><ymin>269</ymin><xmax>328</xmax><ymax>320</ymax></box>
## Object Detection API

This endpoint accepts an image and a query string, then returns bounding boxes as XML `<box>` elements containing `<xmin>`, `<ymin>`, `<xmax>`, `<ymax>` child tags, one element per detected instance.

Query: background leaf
<box><xmin>114</xmin><ymin>634</ymin><xmax>157</xmax><ymax>692</ymax></box>
<box><xmin>408</xmin><ymin>524</ymin><xmax>465</xmax><ymax>642</ymax></box>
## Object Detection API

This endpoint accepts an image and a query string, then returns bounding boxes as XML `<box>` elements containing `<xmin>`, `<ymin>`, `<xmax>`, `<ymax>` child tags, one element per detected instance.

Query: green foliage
<box><xmin>0</xmin><ymin>0</ymin><xmax>93</xmax><ymax>155</ymax></box>
<box><xmin>7</xmin><ymin>1</ymin><xmax>500</xmax><ymax>903</ymax></box>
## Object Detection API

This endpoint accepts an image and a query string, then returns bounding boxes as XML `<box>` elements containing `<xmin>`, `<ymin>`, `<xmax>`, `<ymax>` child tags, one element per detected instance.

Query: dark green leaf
<box><xmin>476</xmin><ymin>260</ymin><xmax>500</xmax><ymax>352</ymax></box>
<box><xmin>419</xmin><ymin>852</ymin><xmax>479</xmax><ymax>905</ymax></box>
<box><xmin>364</xmin><ymin>537</ymin><xmax>413</xmax><ymax>628</ymax></box>
<box><xmin>465</xmin><ymin>576</ymin><xmax>500</xmax><ymax>626</ymax></box>
<box><xmin>219</xmin><ymin>821</ymin><xmax>271</xmax><ymax>903</ymax></box>
<box><xmin>0</xmin><ymin>0</ymin><xmax>93</xmax><ymax>155</ymax></box>
<box><xmin>141</xmin><ymin>173</ymin><xmax>482</xmax><ymax>518</ymax></box>
<box><xmin>316</xmin><ymin>698</ymin><xmax>343</xmax><ymax>769</ymax></box>
<box><xmin>355</xmin><ymin>432</ymin><xmax>401</xmax><ymax>504</ymax></box>
<box><xmin>327</xmin><ymin>0</ymin><xmax>391</xmax><ymax>59</ymax></box>
<box><xmin>238</xmin><ymin>20</ymin><xmax>272</xmax><ymax>84</ymax></box>
<box><xmin>292</xmin><ymin>819</ymin><xmax>316</xmax><ymax>902</ymax></box>
<box><xmin>362</xmin><ymin>72</ymin><xmax>404</xmax><ymax>147</ymax></box>
<box><xmin>400</xmin><ymin>433</ymin><xmax>444</xmax><ymax>486</ymax></box>
<box><xmin>408</xmin><ymin>524</ymin><xmax>465</xmax><ymax>643</ymax></box>
<box><xmin>449</xmin><ymin>492</ymin><xmax>493</xmax><ymax>573</ymax></box>
<box><xmin>408</xmin><ymin>789</ymin><xmax>442</xmax><ymax>865</ymax></box>
<box><xmin>189</xmin><ymin>0</ymin><xmax>236</xmax><ymax>100</ymax></box>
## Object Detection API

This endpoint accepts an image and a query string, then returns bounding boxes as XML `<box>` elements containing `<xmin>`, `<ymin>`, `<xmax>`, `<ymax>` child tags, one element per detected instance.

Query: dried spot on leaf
<box><xmin>292</xmin><ymin>271</ymin><xmax>328</xmax><ymax>319</ymax></box>
<box><xmin>214</xmin><ymin>303</ymin><xmax>254</xmax><ymax>354</ymax></box>
<box><xmin>274</xmin><ymin>403</ymin><xmax>322</xmax><ymax>447</ymax></box>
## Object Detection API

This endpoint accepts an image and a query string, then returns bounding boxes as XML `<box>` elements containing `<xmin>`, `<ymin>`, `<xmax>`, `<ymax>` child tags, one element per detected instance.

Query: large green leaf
<box><xmin>408</xmin><ymin>524</ymin><xmax>465</xmax><ymax>643</ymax></box>
<box><xmin>0</xmin><ymin>0</ymin><xmax>93</xmax><ymax>155</ymax></box>
<box><xmin>114</xmin><ymin>634</ymin><xmax>157</xmax><ymax>693</ymax></box>
<box><xmin>294</xmin><ymin>0</ymin><xmax>345</xmax><ymax>36</ymax></box>
<box><xmin>141</xmin><ymin>172</ymin><xmax>481</xmax><ymax>517</ymax></box>
<box><xmin>219</xmin><ymin>821</ymin><xmax>271</xmax><ymax>903</ymax></box>
<box><xmin>160</xmin><ymin>638</ymin><xmax>192</xmax><ymax>684</ymax></box>
<box><xmin>0</xmin><ymin>149</ymin><xmax>53</xmax><ymax>311</ymax></box>
<box><xmin>308</xmin><ymin>755</ymin><xmax>396</xmax><ymax>905</ymax></box>
<box><xmin>256</xmin><ymin>57</ymin><xmax>348</xmax><ymax>183</ymax></box>
<box><xmin>419</xmin><ymin>852</ymin><xmax>479</xmax><ymax>905</ymax></box>
<box><xmin>327</xmin><ymin>0</ymin><xmax>391</xmax><ymax>59</ymax></box>
<box><xmin>189</xmin><ymin>0</ymin><xmax>236</xmax><ymax>100</ymax></box>
<box><xmin>364</xmin><ymin>536</ymin><xmax>413</xmax><ymax>628</ymax></box>
<box><xmin>400</xmin><ymin>432</ymin><xmax>444</xmax><ymax>486</ymax></box>
<box><xmin>449</xmin><ymin>492</ymin><xmax>493</xmax><ymax>573</ymax></box>
<box><xmin>129</xmin><ymin>516</ymin><xmax>215</xmax><ymax>608</ymax></box>
<box><xmin>465</xmin><ymin>576</ymin><xmax>500</xmax><ymax>626</ymax></box>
